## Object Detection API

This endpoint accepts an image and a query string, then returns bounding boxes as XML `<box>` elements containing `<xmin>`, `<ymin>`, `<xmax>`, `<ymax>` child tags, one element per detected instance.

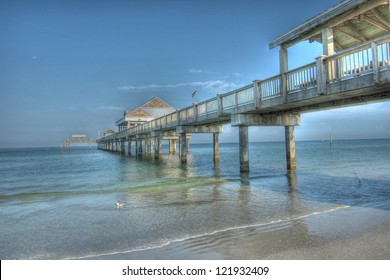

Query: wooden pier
<box><xmin>62</xmin><ymin>134</ymin><xmax>96</xmax><ymax>149</ymax></box>
<box><xmin>97</xmin><ymin>0</ymin><xmax>390</xmax><ymax>173</ymax></box>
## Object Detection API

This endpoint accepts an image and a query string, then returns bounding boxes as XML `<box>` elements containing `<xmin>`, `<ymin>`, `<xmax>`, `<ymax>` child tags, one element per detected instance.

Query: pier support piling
<box><xmin>150</xmin><ymin>138</ymin><xmax>155</xmax><ymax>157</ymax></box>
<box><xmin>120</xmin><ymin>141</ymin><xmax>125</xmax><ymax>154</ymax></box>
<box><xmin>128</xmin><ymin>140</ymin><xmax>132</xmax><ymax>156</ymax></box>
<box><xmin>136</xmin><ymin>140</ymin><xmax>143</xmax><ymax>157</ymax></box>
<box><xmin>180</xmin><ymin>133</ymin><xmax>188</xmax><ymax>163</ymax></box>
<box><xmin>285</xmin><ymin>125</ymin><xmax>296</xmax><ymax>171</ymax></box>
<box><xmin>213</xmin><ymin>132</ymin><xmax>220</xmax><ymax>163</ymax></box>
<box><xmin>145</xmin><ymin>140</ymin><xmax>150</xmax><ymax>156</ymax></box>
<box><xmin>155</xmin><ymin>138</ymin><xmax>162</xmax><ymax>159</ymax></box>
<box><xmin>239</xmin><ymin>126</ymin><xmax>249</xmax><ymax>173</ymax></box>
<box><xmin>169</xmin><ymin>140</ymin><xmax>177</xmax><ymax>154</ymax></box>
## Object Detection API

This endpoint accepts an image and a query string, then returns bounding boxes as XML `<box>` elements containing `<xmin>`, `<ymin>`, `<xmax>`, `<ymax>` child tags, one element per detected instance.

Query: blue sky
<box><xmin>1</xmin><ymin>0</ymin><xmax>389</xmax><ymax>147</ymax></box>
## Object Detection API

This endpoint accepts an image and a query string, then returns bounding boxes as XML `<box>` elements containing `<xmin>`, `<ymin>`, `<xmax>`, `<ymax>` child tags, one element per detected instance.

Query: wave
<box><xmin>70</xmin><ymin>204</ymin><xmax>350</xmax><ymax>260</ymax></box>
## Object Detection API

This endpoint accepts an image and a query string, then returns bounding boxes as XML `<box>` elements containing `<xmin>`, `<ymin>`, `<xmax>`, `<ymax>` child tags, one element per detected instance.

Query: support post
<box><xmin>322</xmin><ymin>27</ymin><xmax>335</xmax><ymax>56</ymax></box>
<box><xmin>155</xmin><ymin>138</ymin><xmax>162</xmax><ymax>159</ymax></box>
<box><xmin>371</xmin><ymin>42</ymin><xmax>379</xmax><ymax>83</ymax></box>
<box><xmin>128</xmin><ymin>140</ymin><xmax>132</xmax><ymax>156</ymax></box>
<box><xmin>180</xmin><ymin>133</ymin><xmax>188</xmax><ymax>163</ymax></box>
<box><xmin>145</xmin><ymin>140</ymin><xmax>149</xmax><ymax>156</ymax></box>
<box><xmin>120</xmin><ymin>141</ymin><xmax>125</xmax><ymax>154</ymax></box>
<box><xmin>217</xmin><ymin>94</ymin><xmax>223</xmax><ymax>116</ymax></box>
<box><xmin>316</xmin><ymin>55</ymin><xmax>327</xmax><ymax>94</ymax></box>
<box><xmin>253</xmin><ymin>80</ymin><xmax>262</xmax><ymax>109</ymax></box>
<box><xmin>285</xmin><ymin>126</ymin><xmax>297</xmax><ymax>171</ymax></box>
<box><xmin>213</xmin><ymin>132</ymin><xmax>220</xmax><ymax>163</ymax></box>
<box><xmin>150</xmin><ymin>138</ymin><xmax>155</xmax><ymax>157</ymax></box>
<box><xmin>169</xmin><ymin>139</ymin><xmax>177</xmax><ymax>154</ymax></box>
<box><xmin>169</xmin><ymin>140</ymin><xmax>174</xmax><ymax>154</ymax></box>
<box><xmin>279</xmin><ymin>45</ymin><xmax>288</xmax><ymax>73</ymax></box>
<box><xmin>137</xmin><ymin>140</ymin><xmax>143</xmax><ymax>156</ymax></box>
<box><xmin>158</xmin><ymin>138</ymin><xmax>162</xmax><ymax>156</ymax></box>
<box><xmin>239</xmin><ymin>126</ymin><xmax>249</xmax><ymax>173</ymax></box>
<box><xmin>322</xmin><ymin>27</ymin><xmax>335</xmax><ymax>80</ymax></box>
<box><xmin>280</xmin><ymin>45</ymin><xmax>288</xmax><ymax>103</ymax></box>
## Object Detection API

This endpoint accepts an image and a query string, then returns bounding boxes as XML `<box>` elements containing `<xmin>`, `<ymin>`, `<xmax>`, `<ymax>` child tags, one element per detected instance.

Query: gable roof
<box><xmin>141</xmin><ymin>97</ymin><xmax>173</xmax><ymax>108</ymax></box>
<box><xmin>125</xmin><ymin>97</ymin><xmax>176</xmax><ymax>119</ymax></box>
<box><xmin>127</xmin><ymin>108</ymin><xmax>151</xmax><ymax>117</ymax></box>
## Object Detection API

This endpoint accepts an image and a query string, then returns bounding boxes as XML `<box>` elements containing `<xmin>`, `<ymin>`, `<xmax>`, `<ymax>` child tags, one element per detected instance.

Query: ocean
<box><xmin>0</xmin><ymin>139</ymin><xmax>389</xmax><ymax>260</ymax></box>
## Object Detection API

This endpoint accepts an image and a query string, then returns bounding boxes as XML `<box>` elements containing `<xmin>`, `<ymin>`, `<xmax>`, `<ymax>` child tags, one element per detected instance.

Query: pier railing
<box><xmin>99</xmin><ymin>35</ymin><xmax>390</xmax><ymax>142</ymax></box>
<box><xmin>325</xmin><ymin>35</ymin><xmax>390</xmax><ymax>82</ymax></box>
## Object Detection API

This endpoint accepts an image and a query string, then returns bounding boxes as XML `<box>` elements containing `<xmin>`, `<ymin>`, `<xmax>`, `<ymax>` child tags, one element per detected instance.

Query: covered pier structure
<box><xmin>97</xmin><ymin>0</ymin><xmax>390</xmax><ymax>173</ymax></box>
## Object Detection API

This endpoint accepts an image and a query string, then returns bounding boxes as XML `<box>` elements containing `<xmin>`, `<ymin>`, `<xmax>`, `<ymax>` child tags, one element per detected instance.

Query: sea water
<box><xmin>0</xmin><ymin>139</ymin><xmax>389</xmax><ymax>259</ymax></box>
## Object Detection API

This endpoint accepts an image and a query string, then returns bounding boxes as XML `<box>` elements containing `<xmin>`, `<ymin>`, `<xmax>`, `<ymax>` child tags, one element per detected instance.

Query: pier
<box><xmin>62</xmin><ymin>134</ymin><xmax>96</xmax><ymax>149</ymax></box>
<box><xmin>97</xmin><ymin>0</ymin><xmax>390</xmax><ymax>173</ymax></box>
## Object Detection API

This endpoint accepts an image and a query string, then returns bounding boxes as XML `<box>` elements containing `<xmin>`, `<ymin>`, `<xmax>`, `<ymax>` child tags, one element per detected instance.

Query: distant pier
<box><xmin>62</xmin><ymin>134</ymin><xmax>96</xmax><ymax>149</ymax></box>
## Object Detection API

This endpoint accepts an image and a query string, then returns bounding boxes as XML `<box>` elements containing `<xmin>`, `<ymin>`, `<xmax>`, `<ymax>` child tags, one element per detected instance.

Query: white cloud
<box><xmin>67</xmin><ymin>106</ymin><xmax>123</xmax><ymax>112</ymax></box>
<box><xmin>99</xmin><ymin>106</ymin><xmax>123</xmax><ymax>111</ymax></box>
<box><xmin>188</xmin><ymin>68</ymin><xmax>221</xmax><ymax>75</ymax></box>
<box><xmin>117</xmin><ymin>80</ymin><xmax>244</xmax><ymax>93</ymax></box>
<box><xmin>188</xmin><ymin>68</ymin><xmax>203</xmax><ymax>73</ymax></box>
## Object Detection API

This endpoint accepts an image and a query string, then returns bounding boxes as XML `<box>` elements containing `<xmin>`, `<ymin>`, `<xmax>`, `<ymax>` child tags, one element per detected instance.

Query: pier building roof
<box><xmin>270</xmin><ymin>0</ymin><xmax>390</xmax><ymax>51</ymax></box>
<box><xmin>116</xmin><ymin>97</ymin><xmax>176</xmax><ymax>131</ymax></box>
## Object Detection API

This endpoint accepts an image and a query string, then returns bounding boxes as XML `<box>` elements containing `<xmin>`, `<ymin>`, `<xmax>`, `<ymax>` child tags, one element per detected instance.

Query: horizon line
<box><xmin>1</xmin><ymin>137</ymin><xmax>389</xmax><ymax>149</ymax></box>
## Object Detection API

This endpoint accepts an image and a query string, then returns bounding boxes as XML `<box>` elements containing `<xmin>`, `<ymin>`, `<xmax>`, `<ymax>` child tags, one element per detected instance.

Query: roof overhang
<box><xmin>115</xmin><ymin>117</ymin><xmax>125</xmax><ymax>126</ymax></box>
<box><xmin>269</xmin><ymin>0</ymin><xmax>389</xmax><ymax>51</ymax></box>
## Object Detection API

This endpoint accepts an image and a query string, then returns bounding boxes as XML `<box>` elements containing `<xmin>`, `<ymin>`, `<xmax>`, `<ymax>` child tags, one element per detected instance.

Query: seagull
<box><xmin>192</xmin><ymin>91</ymin><xmax>197</xmax><ymax>98</ymax></box>
<box><xmin>116</xmin><ymin>200</ymin><xmax>125</xmax><ymax>208</ymax></box>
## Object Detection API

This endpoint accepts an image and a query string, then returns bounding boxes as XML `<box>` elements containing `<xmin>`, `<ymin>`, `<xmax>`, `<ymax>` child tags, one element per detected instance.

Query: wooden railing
<box><xmin>261</xmin><ymin>75</ymin><xmax>282</xmax><ymax>99</ymax></box>
<box><xmin>98</xmin><ymin>35</ymin><xmax>390</xmax><ymax>142</ymax></box>
<box><xmin>325</xmin><ymin>35</ymin><xmax>390</xmax><ymax>82</ymax></box>
<box><xmin>286</xmin><ymin>63</ymin><xmax>317</xmax><ymax>92</ymax></box>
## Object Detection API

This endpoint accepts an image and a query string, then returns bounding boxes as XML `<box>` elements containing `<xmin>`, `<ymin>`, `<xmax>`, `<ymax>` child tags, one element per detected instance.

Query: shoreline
<box><xmin>83</xmin><ymin>201</ymin><xmax>390</xmax><ymax>260</ymax></box>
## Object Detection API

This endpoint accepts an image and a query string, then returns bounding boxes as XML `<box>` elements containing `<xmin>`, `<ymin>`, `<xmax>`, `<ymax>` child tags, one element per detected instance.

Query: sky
<box><xmin>1</xmin><ymin>0</ymin><xmax>389</xmax><ymax>148</ymax></box>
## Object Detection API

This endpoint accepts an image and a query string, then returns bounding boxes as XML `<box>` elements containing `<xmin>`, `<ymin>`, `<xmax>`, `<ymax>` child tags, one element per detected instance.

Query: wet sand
<box><xmin>86</xmin><ymin>201</ymin><xmax>390</xmax><ymax>260</ymax></box>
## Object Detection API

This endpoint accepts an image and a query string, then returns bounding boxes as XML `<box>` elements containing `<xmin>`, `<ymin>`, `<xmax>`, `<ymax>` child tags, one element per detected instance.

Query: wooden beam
<box><xmin>337</xmin><ymin>21</ymin><xmax>368</xmax><ymax>42</ymax></box>
<box><xmin>363</xmin><ymin>10</ymin><xmax>390</xmax><ymax>31</ymax></box>
<box><xmin>334</xmin><ymin>27</ymin><xmax>362</xmax><ymax>42</ymax></box>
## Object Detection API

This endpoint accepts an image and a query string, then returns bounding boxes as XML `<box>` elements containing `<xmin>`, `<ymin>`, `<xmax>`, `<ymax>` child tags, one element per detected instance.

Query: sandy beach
<box><xmin>85</xmin><ymin>200</ymin><xmax>390</xmax><ymax>260</ymax></box>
